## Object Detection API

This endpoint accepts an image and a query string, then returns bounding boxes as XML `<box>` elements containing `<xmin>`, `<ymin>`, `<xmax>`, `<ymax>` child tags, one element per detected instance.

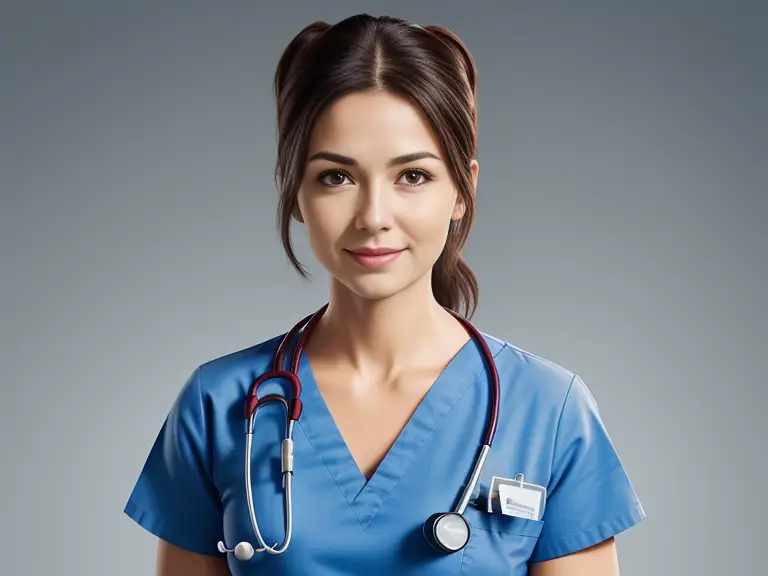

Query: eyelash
<box><xmin>316</xmin><ymin>168</ymin><xmax>434</xmax><ymax>188</ymax></box>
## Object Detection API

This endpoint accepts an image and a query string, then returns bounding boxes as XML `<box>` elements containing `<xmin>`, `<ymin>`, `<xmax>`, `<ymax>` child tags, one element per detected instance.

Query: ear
<box><xmin>470</xmin><ymin>158</ymin><xmax>479</xmax><ymax>191</ymax></box>
<box><xmin>451</xmin><ymin>159</ymin><xmax>479</xmax><ymax>220</ymax></box>
<box><xmin>292</xmin><ymin>201</ymin><xmax>304</xmax><ymax>224</ymax></box>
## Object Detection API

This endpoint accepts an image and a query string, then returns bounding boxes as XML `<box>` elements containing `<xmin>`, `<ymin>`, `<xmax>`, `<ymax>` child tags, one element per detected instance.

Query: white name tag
<box><xmin>488</xmin><ymin>474</ymin><xmax>546</xmax><ymax>520</ymax></box>
<box><xmin>498</xmin><ymin>483</ymin><xmax>541</xmax><ymax>519</ymax></box>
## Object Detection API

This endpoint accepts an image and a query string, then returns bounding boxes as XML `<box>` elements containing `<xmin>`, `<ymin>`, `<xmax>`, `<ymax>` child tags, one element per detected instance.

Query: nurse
<box><xmin>125</xmin><ymin>13</ymin><xmax>646</xmax><ymax>576</ymax></box>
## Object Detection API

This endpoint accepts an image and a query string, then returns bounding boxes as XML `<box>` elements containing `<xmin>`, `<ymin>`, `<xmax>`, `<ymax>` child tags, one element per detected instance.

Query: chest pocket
<box><xmin>459</xmin><ymin>505</ymin><xmax>544</xmax><ymax>575</ymax></box>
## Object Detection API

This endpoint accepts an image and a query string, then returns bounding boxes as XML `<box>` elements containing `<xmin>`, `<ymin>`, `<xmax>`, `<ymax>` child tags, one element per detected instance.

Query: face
<box><xmin>295</xmin><ymin>90</ymin><xmax>479</xmax><ymax>302</ymax></box>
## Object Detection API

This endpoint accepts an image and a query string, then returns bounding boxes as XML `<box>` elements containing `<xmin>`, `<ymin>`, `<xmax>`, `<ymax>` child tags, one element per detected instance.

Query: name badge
<box><xmin>487</xmin><ymin>474</ymin><xmax>546</xmax><ymax>521</ymax></box>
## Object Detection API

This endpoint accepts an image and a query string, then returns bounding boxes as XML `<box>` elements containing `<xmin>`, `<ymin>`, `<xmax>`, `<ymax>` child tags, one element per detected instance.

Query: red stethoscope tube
<box><xmin>244</xmin><ymin>303</ymin><xmax>500</xmax><ymax>447</ymax></box>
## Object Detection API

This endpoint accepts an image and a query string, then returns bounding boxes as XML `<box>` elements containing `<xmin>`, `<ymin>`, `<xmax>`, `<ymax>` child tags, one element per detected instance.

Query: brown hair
<box><xmin>273</xmin><ymin>14</ymin><xmax>480</xmax><ymax>318</ymax></box>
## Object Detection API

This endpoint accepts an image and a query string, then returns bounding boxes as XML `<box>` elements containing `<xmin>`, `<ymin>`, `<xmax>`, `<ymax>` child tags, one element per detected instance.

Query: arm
<box><xmin>157</xmin><ymin>539</ymin><xmax>230</xmax><ymax>576</ymax></box>
<box><xmin>529</xmin><ymin>537</ymin><xmax>619</xmax><ymax>576</ymax></box>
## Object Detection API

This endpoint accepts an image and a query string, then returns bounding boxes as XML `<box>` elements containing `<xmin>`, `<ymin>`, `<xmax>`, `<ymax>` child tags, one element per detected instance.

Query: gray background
<box><xmin>2</xmin><ymin>1</ymin><xmax>765</xmax><ymax>574</ymax></box>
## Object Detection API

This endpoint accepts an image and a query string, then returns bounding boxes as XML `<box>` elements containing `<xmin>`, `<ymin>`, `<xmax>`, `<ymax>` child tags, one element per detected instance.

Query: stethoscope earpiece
<box><xmin>423</xmin><ymin>512</ymin><xmax>471</xmax><ymax>553</ymax></box>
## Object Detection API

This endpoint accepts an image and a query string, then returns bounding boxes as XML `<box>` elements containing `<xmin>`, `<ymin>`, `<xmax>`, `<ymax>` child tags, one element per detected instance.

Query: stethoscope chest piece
<box><xmin>218</xmin><ymin>540</ymin><xmax>255</xmax><ymax>561</ymax></box>
<box><xmin>423</xmin><ymin>512</ymin><xmax>471</xmax><ymax>553</ymax></box>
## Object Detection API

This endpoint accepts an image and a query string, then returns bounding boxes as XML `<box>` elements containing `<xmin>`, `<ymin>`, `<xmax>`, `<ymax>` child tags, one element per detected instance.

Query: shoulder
<box><xmin>188</xmin><ymin>333</ymin><xmax>287</xmax><ymax>401</ymax></box>
<box><xmin>481</xmin><ymin>332</ymin><xmax>582</xmax><ymax>415</ymax></box>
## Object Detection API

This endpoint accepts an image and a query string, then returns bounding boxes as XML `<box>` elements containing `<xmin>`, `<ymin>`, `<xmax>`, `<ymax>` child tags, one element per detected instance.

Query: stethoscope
<box><xmin>218</xmin><ymin>303</ymin><xmax>500</xmax><ymax>561</ymax></box>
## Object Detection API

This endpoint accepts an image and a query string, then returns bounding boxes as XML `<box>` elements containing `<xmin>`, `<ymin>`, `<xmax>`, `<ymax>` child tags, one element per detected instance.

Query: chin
<box><xmin>337</xmin><ymin>274</ymin><xmax>414</xmax><ymax>302</ymax></box>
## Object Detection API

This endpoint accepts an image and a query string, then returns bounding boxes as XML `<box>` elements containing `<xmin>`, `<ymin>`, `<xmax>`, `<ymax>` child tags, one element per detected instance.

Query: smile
<box><xmin>345</xmin><ymin>248</ymin><xmax>405</xmax><ymax>269</ymax></box>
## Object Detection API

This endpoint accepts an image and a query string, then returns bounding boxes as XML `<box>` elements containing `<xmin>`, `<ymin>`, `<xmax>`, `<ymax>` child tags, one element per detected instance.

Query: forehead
<box><xmin>307</xmin><ymin>90</ymin><xmax>442</xmax><ymax>159</ymax></box>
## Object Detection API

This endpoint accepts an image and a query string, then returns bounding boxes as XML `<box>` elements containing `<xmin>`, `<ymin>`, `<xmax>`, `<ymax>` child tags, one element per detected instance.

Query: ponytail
<box><xmin>432</xmin><ymin>219</ymin><xmax>479</xmax><ymax>319</ymax></box>
<box><xmin>425</xmin><ymin>24</ymin><xmax>480</xmax><ymax>319</ymax></box>
<box><xmin>273</xmin><ymin>21</ymin><xmax>330</xmax><ymax>115</ymax></box>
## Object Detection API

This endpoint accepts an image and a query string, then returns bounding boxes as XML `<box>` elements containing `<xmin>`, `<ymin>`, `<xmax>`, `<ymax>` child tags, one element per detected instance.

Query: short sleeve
<box><xmin>123</xmin><ymin>366</ymin><xmax>224</xmax><ymax>556</ymax></box>
<box><xmin>529</xmin><ymin>375</ymin><xmax>646</xmax><ymax>563</ymax></box>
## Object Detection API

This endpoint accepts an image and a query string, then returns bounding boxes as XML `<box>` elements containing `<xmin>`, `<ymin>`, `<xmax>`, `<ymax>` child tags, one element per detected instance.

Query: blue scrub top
<box><xmin>125</xmin><ymin>330</ymin><xmax>646</xmax><ymax>575</ymax></box>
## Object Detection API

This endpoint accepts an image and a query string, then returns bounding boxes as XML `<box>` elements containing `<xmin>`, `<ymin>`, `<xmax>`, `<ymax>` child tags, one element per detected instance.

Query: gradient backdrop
<box><xmin>2</xmin><ymin>1</ymin><xmax>766</xmax><ymax>574</ymax></box>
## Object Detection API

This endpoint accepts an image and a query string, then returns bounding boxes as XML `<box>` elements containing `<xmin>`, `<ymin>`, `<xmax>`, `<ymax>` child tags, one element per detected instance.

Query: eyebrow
<box><xmin>307</xmin><ymin>150</ymin><xmax>442</xmax><ymax>167</ymax></box>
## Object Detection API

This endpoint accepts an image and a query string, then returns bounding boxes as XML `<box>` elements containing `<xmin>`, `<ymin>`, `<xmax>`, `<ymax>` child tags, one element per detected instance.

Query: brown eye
<box><xmin>397</xmin><ymin>169</ymin><xmax>432</xmax><ymax>187</ymax></box>
<box><xmin>317</xmin><ymin>170</ymin><xmax>351</xmax><ymax>187</ymax></box>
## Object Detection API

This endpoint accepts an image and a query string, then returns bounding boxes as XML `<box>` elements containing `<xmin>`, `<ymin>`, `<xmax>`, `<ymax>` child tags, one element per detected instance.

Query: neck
<box><xmin>310</xmin><ymin>274</ymin><xmax>464</xmax><ymax>376</ymax></box>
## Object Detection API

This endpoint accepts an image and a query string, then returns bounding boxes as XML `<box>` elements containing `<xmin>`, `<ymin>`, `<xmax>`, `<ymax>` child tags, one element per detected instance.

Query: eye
<box><xmin>316</xmin><ymin>168</ymin><xmax>434</xmax><ymax>188</ymax></box>
<box><xmin>397</xmin><ymin>169</ymin><xmax>433</xmax><ymax>187</ymax></box>
<box><xmin>317</xmin><ymin>169</ymin><xmax>353</xmax><ymax>187</ymax></box>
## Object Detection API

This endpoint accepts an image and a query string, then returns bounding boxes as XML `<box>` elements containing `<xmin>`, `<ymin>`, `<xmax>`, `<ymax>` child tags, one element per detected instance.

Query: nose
<box><xmin>354</xmin><ymin>180</ymin><xmax>394</xmax><ymax>233</ymax></box>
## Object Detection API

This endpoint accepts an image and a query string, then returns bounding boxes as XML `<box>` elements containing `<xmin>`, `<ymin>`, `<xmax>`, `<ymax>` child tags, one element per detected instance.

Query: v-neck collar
<box><xmin>295</xmin><ymin>335</ymin><xmax>498</xmax><ymax>529</ymax></box>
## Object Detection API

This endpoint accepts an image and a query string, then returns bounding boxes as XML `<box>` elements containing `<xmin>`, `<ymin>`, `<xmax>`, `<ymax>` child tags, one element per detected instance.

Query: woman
<box><xmin>125</xmin><ymin>14</ymin><xmax>645</xmax><ymax>576</ymax></box>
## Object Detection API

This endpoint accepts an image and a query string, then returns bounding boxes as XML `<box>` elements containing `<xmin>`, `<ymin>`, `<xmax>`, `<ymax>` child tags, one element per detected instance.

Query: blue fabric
<box><xmin>125</xmin><ymin>331</ymin><xmax>645</xmax><ymax>575</ymax></box>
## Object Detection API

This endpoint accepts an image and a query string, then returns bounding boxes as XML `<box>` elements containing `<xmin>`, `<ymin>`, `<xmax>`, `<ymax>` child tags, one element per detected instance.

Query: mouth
<box><xmin>344</xmin><ymin>247</ymin><xmax>405</xmax><ymax>268</ymax></box>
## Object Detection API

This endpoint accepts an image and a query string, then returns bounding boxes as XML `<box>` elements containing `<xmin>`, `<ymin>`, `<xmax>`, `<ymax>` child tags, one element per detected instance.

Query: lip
<box><xmin>345</xmin><ymin>247</ymin><xmax>405</xmax><ymax>268</ymax></box>
<box><xmin>348</xmin><ymin>247</ymin><xmax>403</xmax><ymax>256</ymax></box>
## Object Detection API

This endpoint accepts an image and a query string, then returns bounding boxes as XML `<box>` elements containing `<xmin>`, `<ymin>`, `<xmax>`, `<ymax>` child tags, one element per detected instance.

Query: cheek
<box><xmin>402</xmin><ymin>197</ymin><xmax>455</xmax><ymax>249</ymax></box>
<box><xmin>299</xmin><ymin>197</ymin><xmax>348</xmax><ymax>254</ymax></box>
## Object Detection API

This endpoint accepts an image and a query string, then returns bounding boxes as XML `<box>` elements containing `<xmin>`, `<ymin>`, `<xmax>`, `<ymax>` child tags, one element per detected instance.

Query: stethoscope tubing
<box><xmin>234</xmin><ymin>303</ymin><xmax>500</xmax><ymax>559</ymax></box>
